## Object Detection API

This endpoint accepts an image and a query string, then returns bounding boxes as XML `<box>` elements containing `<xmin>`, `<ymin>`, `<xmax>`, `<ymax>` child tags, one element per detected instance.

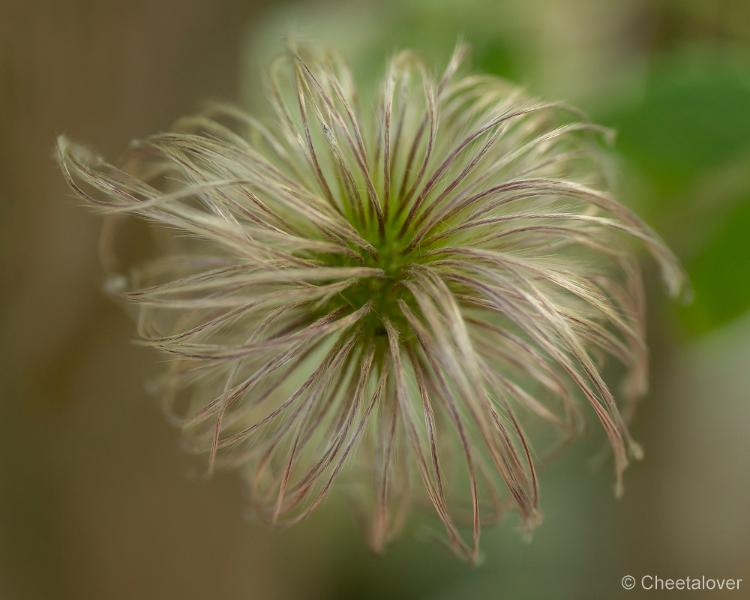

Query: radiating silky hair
<box><xmin>58</xmin><ymin>43</ymin><xmax>686</xmax><ymax>562</ymax></box>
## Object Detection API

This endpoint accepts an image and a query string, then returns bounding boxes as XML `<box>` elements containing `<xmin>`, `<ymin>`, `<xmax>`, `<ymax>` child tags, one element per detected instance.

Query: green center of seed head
<box><xmin>327</xmin><ymin>216</ymin><xmax>419</xmax><ymax>340</ymax></box>
<box><xmin>354</xmin><ymin>232</ymin><xmax>413</xmax><ymax>338</ymax></box>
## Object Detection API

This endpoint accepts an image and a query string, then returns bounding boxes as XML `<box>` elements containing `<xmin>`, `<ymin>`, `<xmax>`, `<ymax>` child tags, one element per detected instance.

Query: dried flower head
<box><xmin>58</xmin><ymin>43</ymin><xmax>685</xmax><ymax>561</ymax></box>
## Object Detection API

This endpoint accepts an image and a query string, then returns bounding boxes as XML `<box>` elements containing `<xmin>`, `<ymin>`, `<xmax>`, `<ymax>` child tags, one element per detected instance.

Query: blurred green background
<box><xmin>2</xmin><ymin>0</ymin><xmax>749</xmax><ymax>598</ymax></box>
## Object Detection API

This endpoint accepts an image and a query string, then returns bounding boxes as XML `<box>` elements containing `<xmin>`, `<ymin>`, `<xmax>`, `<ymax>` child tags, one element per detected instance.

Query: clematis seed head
<box><xmin>58</xmin><ymin>43</ymin><xmax>686</xmax><ymax>562</ymax></box>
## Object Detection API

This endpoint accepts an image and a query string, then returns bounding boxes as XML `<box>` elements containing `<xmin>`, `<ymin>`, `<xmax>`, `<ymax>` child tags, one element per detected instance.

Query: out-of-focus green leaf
<box><xmin>606</xmin><ymin>54</ymin><xmax>750</xmax><ymax>197</ymax></box>
<box><xmin>679</xmin><ymin>195</ymin><xmax>750</xmax><ymax>334</ymax></box>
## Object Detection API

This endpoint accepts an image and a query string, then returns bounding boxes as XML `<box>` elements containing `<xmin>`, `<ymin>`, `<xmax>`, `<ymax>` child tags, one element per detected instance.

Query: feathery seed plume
<box><xmin>58</xmin><ymin>43</ymin><xmax>686</xmax><ymax>562</ymax></box>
